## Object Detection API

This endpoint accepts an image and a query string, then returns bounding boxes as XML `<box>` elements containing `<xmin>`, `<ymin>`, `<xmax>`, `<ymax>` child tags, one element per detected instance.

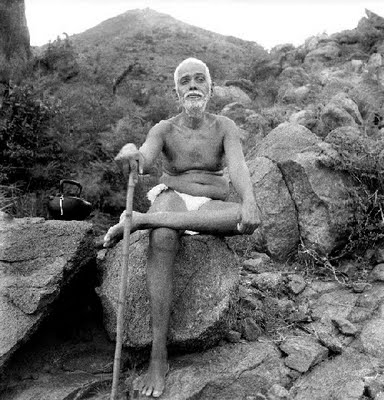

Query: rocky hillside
<box><xmin>70</xmin><ymin>8</ymin><xmax>266</xmax><ymax>84</ymax></box>
<box><xmin>3</xmin><ymin>7</ymin><xmax>384</xmax><ymax>400</ymax></box>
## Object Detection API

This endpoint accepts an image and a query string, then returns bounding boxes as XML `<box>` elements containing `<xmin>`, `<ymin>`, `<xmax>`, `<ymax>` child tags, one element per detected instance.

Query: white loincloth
<box><xmin>147</xmin><ymin>183</ymin><xmax>212</xmax><ymax>235</ymax></box>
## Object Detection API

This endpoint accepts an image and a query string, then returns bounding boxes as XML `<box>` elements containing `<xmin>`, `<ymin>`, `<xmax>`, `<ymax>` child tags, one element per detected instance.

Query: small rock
<box><xmin>317</xmin><ymin>331</ymin><xmax>343</xmax><ymax>354</ymax></box>
<box><xmin>339</xmin><ymin>260</ymin><xmax>357</xmax><ymax>277</ymax></box>
<box><xmin>242</xmin><ymin>317</ymin><xmax>263</xmax><ymax>341</ymax></box>
<box><xmin>288</xmin><ymin>274</ymin><xmax>306</xmax><ymax>294</ymax></box>
<box><xmin>370</xmin><ymin>264</ymin><xmax>384</xmax><ymax>282</ymax></box>
<box><xmin>352</xmin><ymin>282</ymin><xmax>371</xmax><ymax>293</ymax></box>
<box><xmin>351</xmin><ymin>59</ymin><xmax>363</xmax><ymax>73</ymax></box>
<box><xmin>226</xmin><ymin>330</ymin><xmax>242</xmax><ymax>343</ymax></box>
<box><xmin>243</xmin><ymin>258</ymin><xmax>267</xmax><ymax>273</ymax></box>
<box><xmin>348</xmin><ymin>307</ymin><xmax>373</xmax><ymax>323</ymax></box>
<box><xmin>251</xmin><ymin>272</ymin><xmax>283</xmax><ymax>291</ymax></box>
<box><xmin>267</xmin><ymin>383</ymin><xmax>290</xmax><ymax>400</ymax></box>
<box><xmin>276</xmin><ymin>298</ymin><xmax>295</xmax><ymax>314</ymax></box>
<box><xmin>332</xmin><ymin>317</ymin><xmax>358</xmax><ymax>336</ymax></box>
<box><xmin>375</xmin><ymin>247</ymin><xmax>384</xmax><ymax>264</ymax></box>
<box><xmin>0</xmin><ymin>211</ymin><xmax>14</xmax><ymax>222</ymax></box>
<box><xmin>241</xmin><ymin>295</ymin><xmax>263</xmax><ymax>310</ymax></box>
<box><xmin>249</xmin><ymin>251</ymin><xmax>271</xmax><ymax>262</ymax></box>
<box><xmin>365</xmin><ymin>248</ymin><xmax>376</xmax><ymax>262</ymax></box>
<box><xmin>289</xmin><ymin>306</ymin><xmax>311</xmax><ymax>323</ymax></box>
<box><xmin>238</xmin><ymin>285</ymin><xmax>250</xmax><ymax>299</ymax></box>
<box><xmin>280</xmin><ymin>335</ymin><xmax>328</xmax><ymax>373</ymax></box>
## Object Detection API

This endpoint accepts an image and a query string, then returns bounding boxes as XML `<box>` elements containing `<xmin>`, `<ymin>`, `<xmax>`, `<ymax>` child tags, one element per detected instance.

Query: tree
<box><xmin>0</xmin><ymin>0</ymin><xmax>31</xmax><ymax>85</ymax></box>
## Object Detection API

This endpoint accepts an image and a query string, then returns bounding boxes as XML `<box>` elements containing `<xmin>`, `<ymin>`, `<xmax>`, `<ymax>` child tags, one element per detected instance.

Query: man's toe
<box><xmin>152</xmin><ymin>388</ymin><xmax>163</xmax><ymax>398</ymax></box>
<box><xmin>144</xmin><ymin>386</ymin><xmax>154</xmax><ymax>396</ymax></box>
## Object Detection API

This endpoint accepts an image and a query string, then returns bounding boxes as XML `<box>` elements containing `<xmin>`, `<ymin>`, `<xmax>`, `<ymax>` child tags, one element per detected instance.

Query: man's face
<box><xmin>175</xmin><ymin>62</ymin><xmax>211</xmax><ymax>117</ymax></box>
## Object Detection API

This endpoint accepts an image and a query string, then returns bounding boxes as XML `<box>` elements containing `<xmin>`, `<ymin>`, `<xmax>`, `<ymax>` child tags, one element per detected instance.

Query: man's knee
<box><xmin>149</xmin><ymin>228</ymin><xmax>179</xmax><ymax>251</ymax></box>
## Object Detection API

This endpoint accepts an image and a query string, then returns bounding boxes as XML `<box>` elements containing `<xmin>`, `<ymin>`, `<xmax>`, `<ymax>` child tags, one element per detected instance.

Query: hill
<box><xmin>70</xmin><ymin>7</ymin><xmax>267</xmax><ymax>86</ymax></box>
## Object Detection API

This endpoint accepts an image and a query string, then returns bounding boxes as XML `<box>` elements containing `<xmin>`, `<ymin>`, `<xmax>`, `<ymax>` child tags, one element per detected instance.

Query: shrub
<box><xmin>320</xmin><ymin>132</ymin><xmax>384</xmax><ymax>259</ymax></box>
<box><xmin>0</xmin><ymin>83</ymin><xmax>63</xmax><ymax>189</ymax></box>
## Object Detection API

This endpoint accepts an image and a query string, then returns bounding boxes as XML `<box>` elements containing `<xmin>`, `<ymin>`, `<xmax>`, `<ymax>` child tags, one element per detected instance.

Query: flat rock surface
<box><xmin>0</xmin><ymin>217</ymin><xmax>95</xmax><ymax>369</ymax></box>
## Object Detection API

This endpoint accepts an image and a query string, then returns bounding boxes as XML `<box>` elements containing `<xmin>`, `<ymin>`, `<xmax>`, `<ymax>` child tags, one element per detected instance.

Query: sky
<box><xmin>25</xmin><ymin>0</ymin><xmax>384</xmax><ymax>50</ymax></box>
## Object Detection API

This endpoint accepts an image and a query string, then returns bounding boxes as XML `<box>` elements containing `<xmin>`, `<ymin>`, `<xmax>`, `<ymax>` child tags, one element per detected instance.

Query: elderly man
<box><xmin>104</xmin><ymin>57</ymin><xmax>260</xmax><ymax>397</ymax></box>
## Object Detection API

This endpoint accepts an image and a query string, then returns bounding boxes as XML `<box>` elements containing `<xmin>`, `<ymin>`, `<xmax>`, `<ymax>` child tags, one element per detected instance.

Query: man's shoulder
<box><xmin>209</xmin><ymin>113</ymin><xmax>238</xmax><ymax>134</ymax></box>
<box><xmin>148</xmin><ymin>119</ymin><xmax>174</xmax><ymax>137</ymax></box>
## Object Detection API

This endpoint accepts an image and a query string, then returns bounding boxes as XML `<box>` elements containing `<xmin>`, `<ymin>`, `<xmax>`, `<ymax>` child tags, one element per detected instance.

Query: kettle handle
<box><xmin>60</xmin><ymin>179</ymin><xmax>82</xmax><ymax>196</ymax></box>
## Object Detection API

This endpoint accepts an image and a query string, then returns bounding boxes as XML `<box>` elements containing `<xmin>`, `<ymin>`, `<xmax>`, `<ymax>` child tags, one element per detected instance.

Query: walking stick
<box><xmin>110</xmin><ymin>166</ymin><xmax>137</xmax><ymax>400</ymax></box>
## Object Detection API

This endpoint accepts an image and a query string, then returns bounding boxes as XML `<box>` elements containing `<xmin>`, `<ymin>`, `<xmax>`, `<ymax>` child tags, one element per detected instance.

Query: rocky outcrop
<box><xmin>319</xmin><ymin>93</ymin><xmax>363</xmax><ymax>135</ymax></box>
<box><xmin>213</xmin><ymin>85</ymin><xmax>252</xmax><ymax>106</ymax></box>
<box><xmin>252</xmin><ymin>122</ymin><xmax>354</xmax><ymax>255</ymax></box>
<box><xmin>96</xmin><ymin>232</ymin><xmax>240</xmax><ymax>349</ymax></box>
<box><xmin>304</xmin><ymin>42</ymin><xmax>341</xmax><ymax>64</ymax></box>
<box><xmin>0</xmin><ymin>217</ymin><xmax>95</xmax><ymax>369</ymax></box>
<box><xmin>227</xmin><ymin>156</ymin><xmax>299</xmax><ymax>261</ymax></box>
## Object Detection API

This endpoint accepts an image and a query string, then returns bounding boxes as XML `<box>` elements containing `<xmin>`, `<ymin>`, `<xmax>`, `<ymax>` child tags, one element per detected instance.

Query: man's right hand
<box><xmin>115</xmin><ymin>143</ymin><xmax>145</xmax><ymax>174</ymax></box>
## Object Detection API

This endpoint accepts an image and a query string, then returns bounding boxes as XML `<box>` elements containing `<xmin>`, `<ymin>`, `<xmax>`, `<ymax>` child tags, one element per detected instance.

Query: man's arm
<box><xmin>223</xmin><ymin>118</ymin><xmax>261</xmax><ymax>234</ymax></box>
<box><xmin>115</xmin><ymin>121</ymin><xmax>166</xmax><ymax>174</ymax></box>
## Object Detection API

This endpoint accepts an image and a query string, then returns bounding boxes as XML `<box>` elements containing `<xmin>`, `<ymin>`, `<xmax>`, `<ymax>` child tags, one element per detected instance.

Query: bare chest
<box><xmin>163</xmin><ymin>124</ymin><xmax>224</xmax><ymax>171</ymax></box>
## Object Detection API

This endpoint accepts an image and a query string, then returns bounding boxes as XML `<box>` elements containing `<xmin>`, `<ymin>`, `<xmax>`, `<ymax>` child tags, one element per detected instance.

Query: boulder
<box><xmin>320</xmin><ymin>93</ymin><xmax>363</xmax><ymax>135</ymax></box>
<box><xmin>226</xmin><ymin>156</ymin><xmax>299</xmax><ymax>261</ymax></box>
<box><xmin>280</xmin><ymin>335</ymin><xmax>328</xmax><ymax>373</ymax></box>
<box><xmin>224</xmin><ymin>78</ymin><xmax>254</xmax><ymax>93</ymax></box>
<box><xmin>0</xmin><ymin>217</ymin><xmax>95</xmax><ymax>369</ymax></box>
<box><xmin>279</xmin><ymin>149</ymin><xmax>354</xmax><ymax>254</ymax></box>
<box><xmin>254</xmin><ymin>123</ymin><xmax>355</xmax><ymax>254</ymax></box>
<box><xmin>220</xmin><ymin>102</ymin><xmax>253</xmax><ymax>125</ymax></box>
<box><xmin>96</xmin><ymin>232</ymin><xmax>240</xmax><ymax>349</ymax></box>
<box><xmin>213</xmin><ymin>85</ymin><xmax>252</xmax><ymax>106</ymax></box>
<box><xmin>278</xmin><ymin>83</ymin><xmax>311</xmax><ymax>104</ymax></box>
<box><xmin>302</xmin><ymin>33</ymin><xmax>330</xmax><ymax>53</ymax></box>
<box><xmin>251</xmin><ymin>122</ymin><xmax>320</xmax><ymax>162</ymax></box>
<box><xmin>304</xmin><ymin>42</ymin><xmax>341</xmax><ymax>64</ymax></box>
<box><xmin>289</xmin><ymin>109</ymin><xmax>317</xmax><ymax>130</ymax></box>
<box><xmin>280</xmin><ymin>66</ymin><xmax>310</xmax><ymax>86</ymax></box>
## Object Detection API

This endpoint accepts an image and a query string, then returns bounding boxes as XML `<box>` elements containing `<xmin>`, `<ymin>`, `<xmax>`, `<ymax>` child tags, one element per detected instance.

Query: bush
<box><xmin>36</xmin><ymin>34</ymin><xmax>79</xmax><ymax>81</ymax></box>
<box><xmin>320</xmin><ymin>132</ymin><xmax>384</xmax><ymax>258</ymax></box>
<box><xmin>0</xmin><ymin>83</ymin><xmax>64</xmax><ymax>189</ymax></box>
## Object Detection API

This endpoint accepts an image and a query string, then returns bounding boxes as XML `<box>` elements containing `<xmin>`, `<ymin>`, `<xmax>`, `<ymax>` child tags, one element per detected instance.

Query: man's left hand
<box><xmin>237</xmin><ymin>200</ymin><xmax>261</xmax><ymax>235</ymax></box>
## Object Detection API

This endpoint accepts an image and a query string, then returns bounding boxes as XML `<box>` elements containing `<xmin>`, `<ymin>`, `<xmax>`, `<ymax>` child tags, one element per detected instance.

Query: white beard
<box><xmin>182</xmin><ymin>97</ymin><xmax>209</xmax><ymax>118</ymax></box>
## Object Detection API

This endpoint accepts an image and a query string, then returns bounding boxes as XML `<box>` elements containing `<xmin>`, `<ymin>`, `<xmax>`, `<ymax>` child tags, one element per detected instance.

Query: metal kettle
<box><xmin>48</xmin><ymin>179</ymin><xmax>92</xmax><ymax>221</ymax></box>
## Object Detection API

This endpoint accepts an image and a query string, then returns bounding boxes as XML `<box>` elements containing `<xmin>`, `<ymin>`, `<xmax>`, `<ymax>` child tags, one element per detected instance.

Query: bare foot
<box><xmin>134</xmin><ymin>359</ymin><xmax>169</xmax><ymax>398</ymax></box>
<box><xmin>103</xmin><ymin>211</ymin><xmax>142</xmax><ymax>247</ymax></box>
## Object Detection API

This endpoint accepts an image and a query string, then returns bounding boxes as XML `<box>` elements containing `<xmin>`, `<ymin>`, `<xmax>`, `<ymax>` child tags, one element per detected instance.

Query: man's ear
<box><xmin>172</xmin><ymin>87</ymin><xmax>179</xmax><ymax>100</ymax></box>
<box><xmin>210</xmin><ymin>81</ymin><xmax>215</xmax><ymax>96</ymax></box>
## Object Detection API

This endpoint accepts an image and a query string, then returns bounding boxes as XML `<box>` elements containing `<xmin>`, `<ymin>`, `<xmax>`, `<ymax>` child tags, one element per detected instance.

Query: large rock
<box><xmin>279</xmin><ymin>150</ymin><xmax>354</xmax><ymax>253</ymax></box>
<box><xmin>213</xmin><ymin>85</ymin><xmax>252</xmax><ymax>106</ymax></box>
<box><xmin>291</xmin><ymin>350</ymin><xmax>379</xmax><ymax>400</ymax></box>
<box><xmin>96</xmin><ymin>232</ymin><xmax>240</xmax><ymax>349</ymax></box>
<box><xmin>227</xmin><ymin>156</ymin><xmax>299</xmax><ymax>261</ymax></box>
<box><xmin>320</xmin><ymin>93</ymin><xmax>363</xmax><ymax>135</ymax></box>
<box><xmin>304</xmin><ymin>41</ymin><xmax>341</xmax><ymax>64</ymax></box>
<box><xmin>0</xmin><ymin>217</ymin><xmax>95</xmax><ymax>369</ymax></box>
<box><xmin>157</xmin><ymin>340</ymin><xmax>290</xmax><ymax>400</ymax></box>
<box><xmin>250</xmin><ymin>122</ymin><xmax>320</xmax><ymax>161</ymax></box>
<box><xmin>255</xmin><ymin>123</ymin><xmax>354</xmax><ymax>254</ymax></box>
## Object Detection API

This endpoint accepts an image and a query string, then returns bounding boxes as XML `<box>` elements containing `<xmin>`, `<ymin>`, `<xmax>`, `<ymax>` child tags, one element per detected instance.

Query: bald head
<box><xmin>174</xmin><ymin>58</ymin><xmax>212</xmax><ymax>89</ymax></box>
